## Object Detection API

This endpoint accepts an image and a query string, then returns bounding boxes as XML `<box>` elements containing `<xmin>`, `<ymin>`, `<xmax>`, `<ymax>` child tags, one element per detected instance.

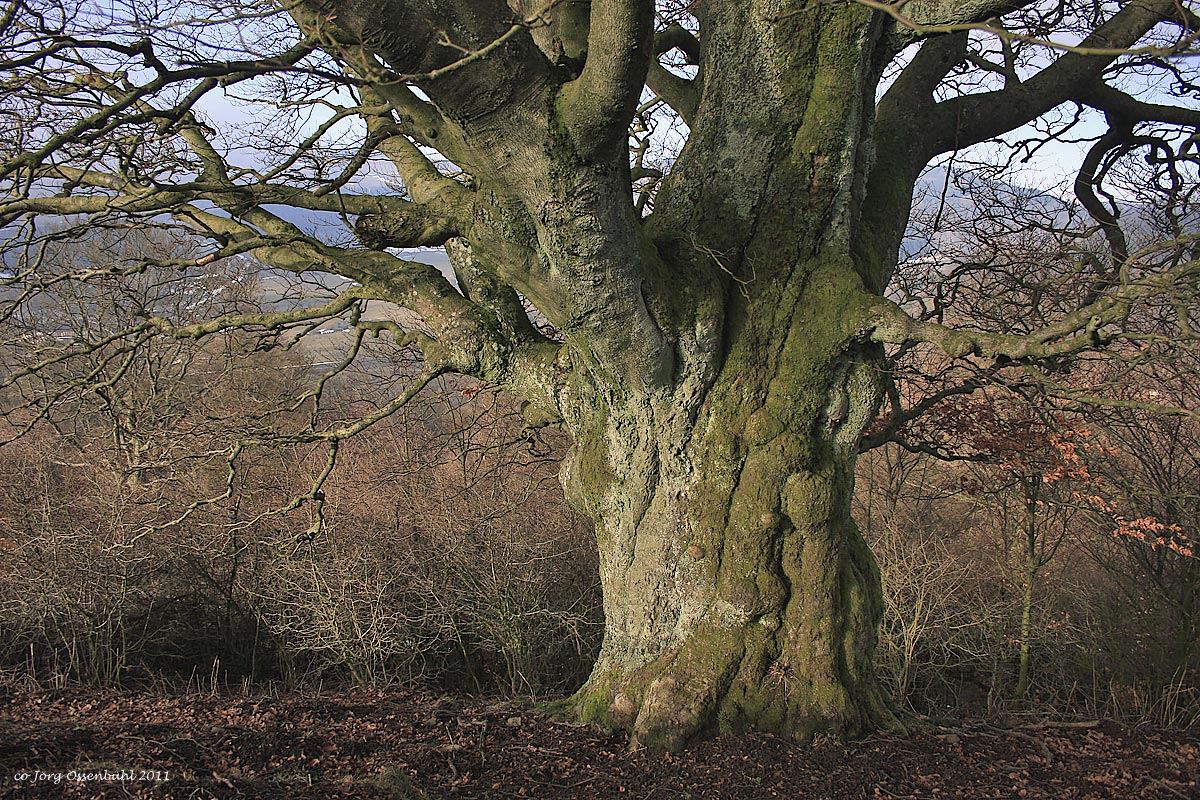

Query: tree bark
<box><xmin>538</xmin><ymin>2</ymin><xmax>906</xmax><ymax>750</ymax></box>
<box><xmin>563</xmin><ymin>334</ymin><xmax>902</xmax><ymax>750</ymax></box>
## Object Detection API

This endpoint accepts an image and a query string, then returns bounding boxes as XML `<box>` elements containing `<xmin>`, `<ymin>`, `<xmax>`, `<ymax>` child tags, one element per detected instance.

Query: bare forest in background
<box><xmin>1</xmin><ymin>216</ymin><xmax>1196</xmax><ymax>728</ymax></box>
<box><xmin>0</xmin><ymin>229</ymin><xmax>600</xmax><ymax>697</ymax></box>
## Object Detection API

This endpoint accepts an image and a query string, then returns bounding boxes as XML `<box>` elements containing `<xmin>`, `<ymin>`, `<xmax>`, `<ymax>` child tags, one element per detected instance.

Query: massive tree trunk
<box><xmin>536</xmin><ymin>2</ymin><xmax>902</xmax><ymax>751</ymax></box>
<box><xmin>562</xmin><ymin>297</ymin><xmax>899</xmax><ymax>751</ymax></box>
<box><xmin>335</xmin><ymin>0</ymin><xmax>963</xmax><ymax>750</ymax></box>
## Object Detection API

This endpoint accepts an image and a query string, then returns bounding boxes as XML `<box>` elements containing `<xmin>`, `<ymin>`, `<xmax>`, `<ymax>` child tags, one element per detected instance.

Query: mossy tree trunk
<box><xmin>375</xmin><ymin>0</ymin><xmax>928</xmax><ymax>751</ymax></box>
<box><xmin>542</xmin><ymin>4</ymin><xmax>904</xmax><ymax>749</ymax></box>
<box><xmin>562</xmin><ymin>291</ymin><xmax>900</xmax><ymax>750</ymax></box>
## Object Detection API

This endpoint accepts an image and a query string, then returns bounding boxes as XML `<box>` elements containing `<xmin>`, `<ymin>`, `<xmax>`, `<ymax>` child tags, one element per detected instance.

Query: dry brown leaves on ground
<box><xmin>1</xmin><ymin>687</ymin><xmax>1197</xmax><ymax>799</ymax></box>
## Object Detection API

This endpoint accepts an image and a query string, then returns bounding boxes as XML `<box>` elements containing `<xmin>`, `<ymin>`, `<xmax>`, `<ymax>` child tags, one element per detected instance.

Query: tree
<box><xmin>921</xmin><ymin>394</ymin><xmax>1098</xmax><ymax>698</ymax></box>
<box><xmin>2</xmin><ymin>0</ymin><xmax>1198</xmax><ymax>750</ymax></box>
<box><xmin>1085</xmin><ymin>354</ymin><xmax>1200</xmax><ymax>673</ymax></box>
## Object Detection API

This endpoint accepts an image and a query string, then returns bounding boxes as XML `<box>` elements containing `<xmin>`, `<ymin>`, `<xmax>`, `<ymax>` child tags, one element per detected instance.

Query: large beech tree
<box><xmin>2</xmin><ymin>0</ymin><xmax>1198</xmax><ymax>749</ymax></box>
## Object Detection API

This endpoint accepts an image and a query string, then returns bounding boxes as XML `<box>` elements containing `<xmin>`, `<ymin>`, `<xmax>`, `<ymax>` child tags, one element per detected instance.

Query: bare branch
<box><xmin>560</xmin><ymin>0</ymin><xmax>656</xmax><ymax>158</ymax></box>
<box><xmin>927</xmin><ymin>0</ymin><xmax>1185</xmax><ymax>156</ymax></box>
<box><xmin>868</xmin><ymin>237</ymin><xmax>1200</xmax><ymax>368</ymax></box>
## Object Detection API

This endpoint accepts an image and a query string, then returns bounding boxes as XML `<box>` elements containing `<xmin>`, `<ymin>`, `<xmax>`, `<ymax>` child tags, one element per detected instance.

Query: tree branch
<box><xmin>866</xmin><ymin>236</ymin><xmax>1200</xmax><ymax>362</ymax></box>
<box><xmin>1077</xmin><ymin>82</ymin><xmax>1200</xmax><ymax>128</ymax></box>
<box><xmin>877</xmin><ymin>0</ymin><xmax>1030</xmax><ymax>52</ymax></box>
<box><xmin>143</xmin><ymin>289</ymin><xmax>370</xmax><ymax>339</ymax></box>
<box><xmin>353</xmin><ymin>203</ymin><xmax>462</xmax><ymax>248</ymax></box>
<box><xmin>646</xmin><ymin>63</ymin><xmax>699</xmax><ymax>124</ymax></box>
<box><xmin>299</xmin><ymin>0</ymin><xmax>552</xmax><ymax>124</ymax></box>
<box><xmin>655</xmin><ymin>23</ymin><xmax>700</xmax><ymax>64</ymax></box>
<box><xmin>925</xmin><ymin>0</ymin><xmax>1181</xmax><ymax>156</ymax></box>
<box><xmin>859</xmin><ymin>375</ymin><xmax>989</xmax><ymax>452</ymax></box>
<box><xmin>1074</xmin><ymin>123</ymin><xmax>1134</xmax><ymax>272</ymax></box>
<box><xmin>560</xmin><ymin>0</ymin><xmax>655</xmax><ymax>159</ymax></box>
<box><xmin>857</xmin><ymin>32</ymin><xmax>967</xmax><ymax>290</ymax></box>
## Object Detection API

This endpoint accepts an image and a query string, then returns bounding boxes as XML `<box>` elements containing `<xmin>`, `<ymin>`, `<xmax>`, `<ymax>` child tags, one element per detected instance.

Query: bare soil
<box><xmin>1</xmin><ymin>686</ymin><xmax>1196</xmax><ymax>799</ymax></box>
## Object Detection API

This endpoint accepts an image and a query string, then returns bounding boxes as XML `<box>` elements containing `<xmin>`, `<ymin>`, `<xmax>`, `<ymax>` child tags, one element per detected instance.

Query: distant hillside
<box><xmin>902</xmin><ymin>165</ymin><xmax>1078</xmax><ymax>258</ymax></box>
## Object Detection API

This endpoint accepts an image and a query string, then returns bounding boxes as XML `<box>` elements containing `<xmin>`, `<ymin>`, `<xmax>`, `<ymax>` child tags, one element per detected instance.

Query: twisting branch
<box><xmin>867</xmin><ymin>235</ymin><xmax>1200</xmax><ymax>371</ymax></box>
<box><xmin>647</xmin><ymin>20</ymin><xmax>702</xmax><ymax>123</ymax></box>
<box><xmin>924</xmin><ymin>0</ymin><xmax>1186</xmax><ymax>157</ymax></box>
<box><xmin>860</xmin><ymin>375</ymin><xmax>992</xmax><ymax>452</ymax></box>
<box><xmin>559</xmin><ymin>0</ymin><xmax>656</xmax><ymax>158</ymax></box>
<box><xmin>1074</xmin><ymin>124</ymin><xmax>1134</xmax><ymax>273</ymax></box>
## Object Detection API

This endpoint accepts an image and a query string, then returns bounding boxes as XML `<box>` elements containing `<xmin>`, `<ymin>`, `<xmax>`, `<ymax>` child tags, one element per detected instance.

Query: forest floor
<box><xmin>1</xmin><ymin>685</ymin><xmax>1197</xmax><ymax>799</ymax></box>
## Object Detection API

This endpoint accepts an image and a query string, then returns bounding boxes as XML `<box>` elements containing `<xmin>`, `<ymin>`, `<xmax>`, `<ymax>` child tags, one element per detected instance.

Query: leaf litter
<box><xmin>1</xmin><ymin>687</ymin><xmax>1196</xmax><ymax>799</ymax></box>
